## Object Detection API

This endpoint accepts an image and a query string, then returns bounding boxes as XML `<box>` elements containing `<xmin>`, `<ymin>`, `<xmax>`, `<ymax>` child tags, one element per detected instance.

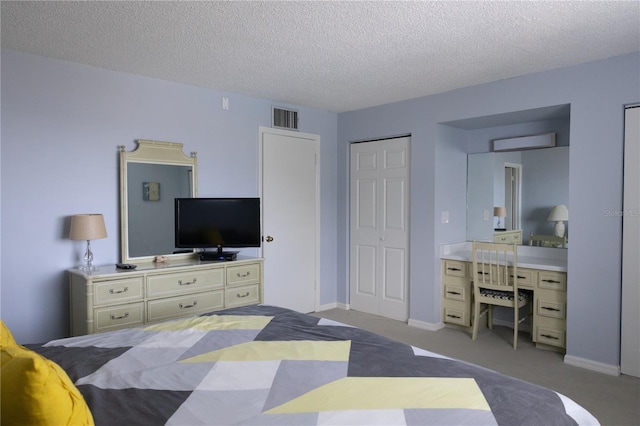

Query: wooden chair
<box><xmin>529</xmin><ymin>233</ymin><xmax>566</xmax><ymax>248</ymax></box>
<box><xmin>471</xmin><ymin>241</ymin><xmax>530</xmax><ymax>349</ymax></box>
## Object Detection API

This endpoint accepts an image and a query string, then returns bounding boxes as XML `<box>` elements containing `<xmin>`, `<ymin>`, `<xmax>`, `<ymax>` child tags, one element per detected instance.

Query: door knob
<box><xmin>265</xmin><ymin>236</ymin><xmax>274</xmax><ymax>242</ymax></box>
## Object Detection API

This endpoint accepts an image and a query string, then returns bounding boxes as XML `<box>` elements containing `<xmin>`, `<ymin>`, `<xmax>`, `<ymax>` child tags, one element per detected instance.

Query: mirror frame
<box><xmin>120</xmin><ymin>139</ymin><xmax>198</xmax><ymax>263</ymax></box>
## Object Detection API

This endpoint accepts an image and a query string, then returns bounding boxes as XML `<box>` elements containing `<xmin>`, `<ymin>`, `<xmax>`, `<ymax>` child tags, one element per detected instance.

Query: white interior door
<box><xmin>349</xmin><ymin>137</ymin><xmax>410</xmax><ymax>321</ymax></box>
<box><xmin>260</xmin><ymin>127</ymin><xmax>319</xmax><ymax>313</ymax></box>
<box><xmin>621</xmin><ymin>105</ymin><xmax>640</xmax><ymax>377</ymax></box>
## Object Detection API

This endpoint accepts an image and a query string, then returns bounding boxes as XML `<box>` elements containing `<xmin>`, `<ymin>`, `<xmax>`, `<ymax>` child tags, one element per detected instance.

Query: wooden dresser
<box><xmin>69</xmin><ymin>256</ymin><xmax>263</xmax><ymax>336</ymax></box>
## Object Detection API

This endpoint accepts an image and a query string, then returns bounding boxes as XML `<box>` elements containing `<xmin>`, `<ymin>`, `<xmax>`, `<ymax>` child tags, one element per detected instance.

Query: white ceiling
<box><xmin>2</xmin><ymin>1</ymin><xmax>639</xmax><ymax>113</ymax></box>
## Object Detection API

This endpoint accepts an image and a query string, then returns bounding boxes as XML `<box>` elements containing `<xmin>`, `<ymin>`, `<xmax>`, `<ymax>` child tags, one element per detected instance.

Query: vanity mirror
<box><xmin>120</xmin><ymin>140</ymin><xmax>198</xmax><ymax>263</ymax></box>
<box><xmin>466</xmin><ymin>146</ymin><xmax>569</xmax><ymax>246</ymax></box>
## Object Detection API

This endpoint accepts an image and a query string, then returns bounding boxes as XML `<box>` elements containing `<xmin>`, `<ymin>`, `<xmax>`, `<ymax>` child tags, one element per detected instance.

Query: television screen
<box><xmin>175</xmin><ymin>198</ymin><xmax>261</xmax><ymax>251</ymax></box>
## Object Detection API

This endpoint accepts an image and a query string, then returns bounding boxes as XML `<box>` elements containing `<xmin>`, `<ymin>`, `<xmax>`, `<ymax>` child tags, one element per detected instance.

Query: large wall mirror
<box><xmin>466</xmin><ymin>146</ymin><xmax>569</xmax><ymax>246</ymax></box>
<box><xmin>120</xmin><ymin>140</ymin><xmax>198</xmax><ymax>263</ymax></box>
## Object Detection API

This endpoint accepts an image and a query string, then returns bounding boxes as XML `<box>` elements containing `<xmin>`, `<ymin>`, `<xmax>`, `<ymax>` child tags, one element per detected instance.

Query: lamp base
<box><xmin>553</xmin><ymin>221</ymin><xmax>566</xmax><ymax>238</ymax></box>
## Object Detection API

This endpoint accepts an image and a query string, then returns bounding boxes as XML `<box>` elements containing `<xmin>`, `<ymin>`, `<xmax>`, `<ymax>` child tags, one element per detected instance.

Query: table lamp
<box><xmin>494</xmin><ymin>206</ymin><xmax>507</xmax><ymax>229</ymax></box>
<box><xmin>547</xmin><ymin>205</ymin><xmax>568</xmax><ymax>238</ymax></box>
<box><xmin>69</xmin><ymin>214</ymin><xmax>107</xmax><ymax>270</ymax></box>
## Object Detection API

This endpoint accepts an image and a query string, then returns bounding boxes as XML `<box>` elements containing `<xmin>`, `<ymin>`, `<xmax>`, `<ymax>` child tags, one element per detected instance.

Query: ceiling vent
<box><xmin>272</xmin><ymin>107</ymin><xmax>299</xmax><ymax>131</ymax></box>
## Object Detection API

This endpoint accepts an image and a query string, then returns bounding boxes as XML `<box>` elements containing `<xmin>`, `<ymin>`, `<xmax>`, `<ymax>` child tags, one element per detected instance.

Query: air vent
<box><xmin>272</xmin><ymin>107</ymin><xmax>299</xmax><ymax>130</ymax></box>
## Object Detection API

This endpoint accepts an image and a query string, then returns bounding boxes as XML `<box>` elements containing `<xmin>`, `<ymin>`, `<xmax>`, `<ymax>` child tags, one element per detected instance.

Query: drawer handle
<box><xmin>236</xmin><ymin>292</ymin><xmax>250</xmax><ymax>298</ymax></box>
<box><xmin>447</xmin><ymin>267</ymin><xmax>461</xmax><ymax>272</ymax></box>
<box><xmin>446</xmin><ymin>314</ymin><xmax>461</xmax><ymax>319</ymax></box>
<box><xmin>236</xmin><ymin>271</ymin><xmax>251</xmax><ymax>278</ymax></box>
<box><xmin>179</xmin><ymin>301</ymin><xmax>198</xmax><ymax>309</ymax></box>
<box><xmin>541</xmin><ymin>306</ymin><xmax>561</xmax><ymax>312</ymax></box>
<box><xmin>110</xmin><ymin>312</ymin><xmax>129</xmax><ymax>320</ymax></box>
<box><xmin>510</xmin><ymin>275</ymin><xmax>527</xmax><ymax>280</ymax></box>
<box><xmin>178</xmin><ymin>278</ymin><xmax>197</xmax><ymax>286</ymax></box>
<box><xmin>447</xmin><ymin>291</ymin><xmax>461</xmax><ymax>296</ymax></box>
<box><xmin>477</xmin><ymin>271</ymin><xmax>489</xmax><ymax>275</ymax></box>
<box><xmin>540</xmin><ymin>333</ymin><xmax>559</xmax><ymax>340</ymax></box>
<box><xmin>109</xmin><ymin>287</ymin><xmax>129</xmax><ymax>294</ymax></box>
<box><xmin>542</xmin><ymin>279</ymin><xmax>561</xmax><ymax>284</ymax></box>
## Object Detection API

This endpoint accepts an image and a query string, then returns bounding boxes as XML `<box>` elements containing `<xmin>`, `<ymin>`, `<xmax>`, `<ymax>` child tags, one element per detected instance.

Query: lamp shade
<box><xmin>547</xmin><ymin>205</ymin><xmax>569</xmax><ymax>222</ymax></box>
<box><xmin>69</xmin><ymin>214</ymin><xmax>107</xmax><ymax>240</ymax></box>
<box><xmin>493</xmin><ymin>207</ymin><xmax>507</xmax><ymax>218</ymax></box>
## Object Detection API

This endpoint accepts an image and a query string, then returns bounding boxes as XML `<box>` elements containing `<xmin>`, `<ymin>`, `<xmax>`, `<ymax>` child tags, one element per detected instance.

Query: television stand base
<box><xmin>199</xmin><ymin>251</ymin><xmax>239</xmax><ymax>262</ymax></box>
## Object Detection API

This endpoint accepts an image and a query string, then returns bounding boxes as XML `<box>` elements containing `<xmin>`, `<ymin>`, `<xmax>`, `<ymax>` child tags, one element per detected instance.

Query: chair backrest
<box><xmin>472</xmin><ymin>241</ymin><xmax>518</xmax><ymax>292</ymax></box>
<box><xmin>529</xmin><ymin>233</ymin><xmax>566</xmax><ymax>248</ymax></box>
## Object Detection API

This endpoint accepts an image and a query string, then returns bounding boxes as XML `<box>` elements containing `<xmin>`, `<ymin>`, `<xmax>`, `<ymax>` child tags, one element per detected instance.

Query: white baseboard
<box><xmin>316</xmin><ymin>302</ymin><xmax>349</xmax><ymax>312</ymax></box>
<box><xmin>564</xmin><ymin>354</ymin><xmax>621</xmax><ymax>376</ymax></box>
<box><xmin>408</xmin><ymin>318</ymin><xmax>445</xmax><ymax>331</ymax></box>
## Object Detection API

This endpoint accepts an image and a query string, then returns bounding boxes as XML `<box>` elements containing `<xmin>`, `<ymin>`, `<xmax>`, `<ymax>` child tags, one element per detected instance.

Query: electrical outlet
<box><xmin>483</xmin><ymin>210</ymin><xmax>490</xmax><ymax>221</ymax></box>
<box><xmin>222</xmin><ymin>97</ymin><xmax>229</xmax><ymax>110</ymax></box>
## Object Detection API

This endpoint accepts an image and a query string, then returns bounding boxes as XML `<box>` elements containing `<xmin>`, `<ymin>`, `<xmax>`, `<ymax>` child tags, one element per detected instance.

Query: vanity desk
<box><xmin>69</xmin><ymin>256</ymin><xmax>263</xmax><ymax>336</ymax></box>
<box><xmin>440</xmin><ymin>242</ymin><xmax>567</xmax><ymax>352</ymax></box>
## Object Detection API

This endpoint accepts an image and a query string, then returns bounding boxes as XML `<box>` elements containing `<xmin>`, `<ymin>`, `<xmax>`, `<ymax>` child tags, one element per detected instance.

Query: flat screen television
<box><xmin>175</xmin><ymin>197</ymin><xmax>261</xmax><ymax>261</ymax></box>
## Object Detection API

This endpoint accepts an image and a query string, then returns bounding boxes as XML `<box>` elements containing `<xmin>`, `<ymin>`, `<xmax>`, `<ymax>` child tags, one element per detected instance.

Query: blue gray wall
<box><xmin>2</xmin><ymin>48</ymin><xmax>638</xmax><ymax>371</ymax></box>
<box><xmin>338</xmin><ymin>52</ymin><xmax>639</xmax><ymax>369</ymax></box>
<box><xmin>1</xmin><ymin>49</ymin><xmax>338</xmax><ymax>343</ymax></box>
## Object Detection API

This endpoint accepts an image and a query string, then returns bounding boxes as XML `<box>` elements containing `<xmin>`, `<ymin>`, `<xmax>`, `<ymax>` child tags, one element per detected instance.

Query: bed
<box><xmin>5</xmin><ymin>305</ymin><xmax>598</xmax><ymax>425</ymax></box>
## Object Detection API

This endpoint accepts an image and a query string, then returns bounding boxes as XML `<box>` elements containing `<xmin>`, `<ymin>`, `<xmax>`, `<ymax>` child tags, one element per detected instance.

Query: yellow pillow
<box><xmin>1</xmin><ymin>344</ymin><xmax>94</xmax><ymax>426</ymax></box>
<box><xmin>1</xmin><ymin>320</ymin><xmax>16</xmax><ymax>347</ymax></box>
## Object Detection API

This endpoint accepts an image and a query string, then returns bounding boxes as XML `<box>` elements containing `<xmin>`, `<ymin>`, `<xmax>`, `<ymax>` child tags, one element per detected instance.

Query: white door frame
<box><xmin>504</xmin><ymin>162</ymin><xmax>522</xmax><ymax>231</ymax></box>
<box><xmin>621</xmin><ymin>105</ymin><xmax>640</xmax><ymax>377</ymax></box>
<box><xmin>258</xmin><ymin>126</ymin><xmax>321</xmax><ymax>312</ymax></box>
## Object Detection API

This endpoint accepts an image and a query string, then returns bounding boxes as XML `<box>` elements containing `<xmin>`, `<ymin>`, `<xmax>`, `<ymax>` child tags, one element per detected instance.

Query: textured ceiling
<box><xmin>2</xmin><ymin>1</ymin><xmax>639</xmax><ymax>113</ymax></box>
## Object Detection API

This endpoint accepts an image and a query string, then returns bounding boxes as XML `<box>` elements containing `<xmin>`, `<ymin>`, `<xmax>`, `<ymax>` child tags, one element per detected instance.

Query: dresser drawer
<box><xmin>443</xmin><ymin>260</ymin><xmax>467</xmax><ymax>278</ymax></box>
<box><xmin>147</xmin><ymin>290</ymin><xmax>224</xmax><ymax>322</ymax></box>
<box><xmin>226</xmin><ymin>284</ymin><xmax>261</xmax><ymax>308</ymax></box>
<box><xmin>227</xmin><ymin>263</ymin><xmax>261</xmax><ymax>287</ymax></box>
<box><xmin>147</xmin><ymin>268</ymin><xmax>224</xmax><ymax>298</ymax></box>
<box><xmin>538</xmin><ymin>271</ymin><xmax>567</xmax><ymax>291</ymax></box>
<box><xmin>94</xmin><ymin>277</ymin><xmax>144</xmax><ymax>305</ymax></box>
<box><xmin>94</xmin><ymin>302</ymin><xmax>144</xmax><ymax>332</ymax></box>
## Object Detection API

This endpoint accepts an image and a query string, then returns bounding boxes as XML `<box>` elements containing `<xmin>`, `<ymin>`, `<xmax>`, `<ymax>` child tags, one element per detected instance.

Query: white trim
<box><xmin>564</xmin><ymin>354</ymin><xmax>621</xmax><ymax>376</ymax></box>
<box><xmin>408</xmin><ymin>318</ymin><xmax>445</xmax><ymax>331</ymax></box>
<box><xmin>315</xmin><ymin>302</ymin><xmax>349</xmax><ymax>312</ymax></box>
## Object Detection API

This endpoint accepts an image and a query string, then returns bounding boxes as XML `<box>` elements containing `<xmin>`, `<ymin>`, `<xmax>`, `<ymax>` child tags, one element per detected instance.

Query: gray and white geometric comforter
<box><xmin>30</xmin><ymin>305</ymin><xmax>599</xmax><ymax>425</ymax></box>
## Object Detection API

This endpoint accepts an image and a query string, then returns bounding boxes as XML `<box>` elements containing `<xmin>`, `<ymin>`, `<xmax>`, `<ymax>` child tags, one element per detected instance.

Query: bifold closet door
<box><xmin>621</xmin><ymin>105</ymin><xmax>639</xmax><ymax>377</ymax></box>
<box><xmin>349</xmin><ymin>137</ymin><xmax>410</xmax><ymax>321</ymax></box>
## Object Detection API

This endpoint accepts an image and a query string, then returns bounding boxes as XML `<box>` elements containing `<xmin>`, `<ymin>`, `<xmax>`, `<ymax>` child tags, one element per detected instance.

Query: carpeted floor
<box><xmin>311</xmin><ymin>308</ymin><xmax>639</xmax><ymax>426</ymax></box>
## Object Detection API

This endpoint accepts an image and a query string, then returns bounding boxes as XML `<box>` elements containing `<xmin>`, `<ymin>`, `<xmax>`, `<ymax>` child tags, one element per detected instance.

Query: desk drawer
<box><xmin>538</xmin><ymin>271</ymin><xmax>567</xmax><ymax>291</ymax></box>
<box><xmin>509</xmin><ymin>268</ymin><xmax>536</xmax><ymax>289</ymax></box>
<box><xmin>147</xmin><ymin>268</ymin><xmax>224</xmax><ymax>298</ymax></box>
<box><xmin>537</xmin><ymin>299</ymin><xmax>566</xmax><ymax>320</ymax></box>
<box><xmin>147</xmin><ymin>290</ymin><xmax>224</xmax><ymax>322</ymax></box>
<box><xmin>226</xmin><ymin>284</ymin><xmax>261</xmax><ymax>308</ymax></box>
<box><xmin>94</xmin><ymin>302</ymin><xmax>144</xmax><ymax>332</ymax></box>
<box><xmin>94</xmin><ymin>277</ymin><xmax>144</xmax><ymax>305</ymax></box>
<box><xmin>443</xmin><ymin>260</ymin><xmax>467</xmax><ymax>278</ymax></box>
<box><xmin>443</xmin><ymin>305</ymin><xmax>468</xmax><ymax>326</ymax></box>
<box><xmin>227</xmin><ymin>263</ymin><xmax>261</xmax><ymax>287</ymax></box>
<box><xmin>443</xmin><ymin>283</ymin><xmax>467</xmax><ymax>302</ymax></box>
<box><xmin>536</xmin><ymin>326</ymin><xmax>566</xmax><ymax>348</ymax></box>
